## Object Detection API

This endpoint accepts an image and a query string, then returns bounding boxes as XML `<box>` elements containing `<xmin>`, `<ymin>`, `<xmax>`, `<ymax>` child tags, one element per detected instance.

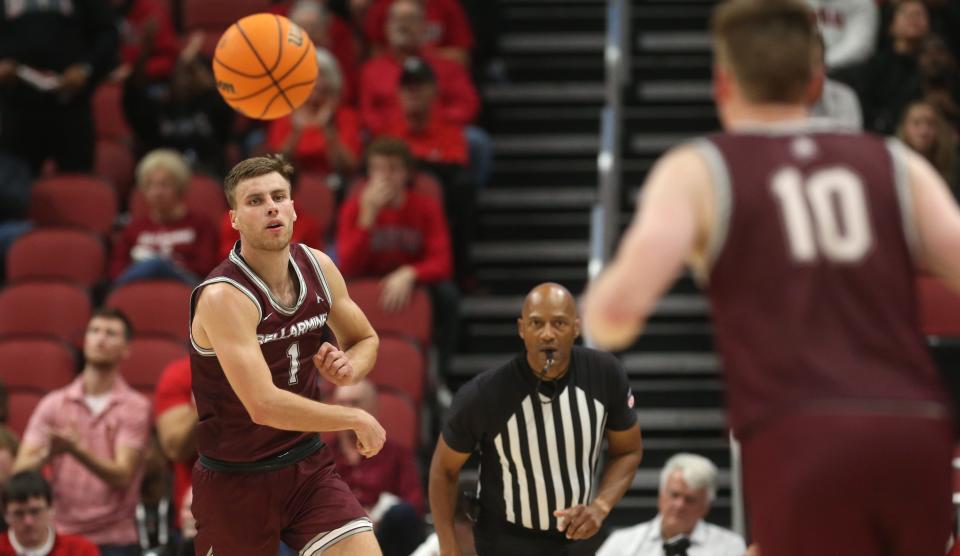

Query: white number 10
<box><xmin>771</xmin><ymin>167</ymin><xmax>872</xmax><ymax>263</ymax></box>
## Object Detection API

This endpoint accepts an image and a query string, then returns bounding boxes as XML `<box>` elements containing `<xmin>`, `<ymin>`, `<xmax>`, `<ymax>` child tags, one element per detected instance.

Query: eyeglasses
<box><xmin>6</xmin><ymin>506</ymin><xmax>47</xmax><ymax>520</ymax></box>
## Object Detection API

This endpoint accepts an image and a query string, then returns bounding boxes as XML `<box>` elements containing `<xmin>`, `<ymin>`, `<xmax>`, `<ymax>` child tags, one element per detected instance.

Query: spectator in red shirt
<box><xmin>363</xmin><ymin>0</ymin><xmax>474</xmax><ymax>65</ymax></box>
<box><xmin>112</xmin><ymin>0</ymin><xmax>180</xmax><ymax>81</ymax></box>
<box><xmin>337</xmin><ymin>137</ymin><xmax>459</xmax><ymax>370</ymax></box>
<box><xmin>266</xmin><ymin>49</ymin><xmax>363</xmax><ymax>178</ymax></box>
<box><xmin>288</xmin><ymin>0</ymin><xmax>361</xmax><ymax>105</ymax></box>
<box><xmin>359</xmin><ymin>0</ymin><xmax>478</xmax><ymax>135</ymax></box>
<box><xmin>386</xmin><ymin>56</ymin><xmax>467</xmax><ymax>165</ymax></box>
<box><xmin>153</xmin><ymin>357</ymin><xmax>195</xmax><ymax>534</ymax></box>
<box><xmin>330</xmin><ymin>381</ymin><xmax>425</xmax><ymax>556</ymax></box>
<box><xmin>110</xmin><ymin>149</ymin><xmax>219</xmax><ymax>285</ymax></box>
<box><xmin>0</xmin><ymin>471</ymin><xmax>99</xmax><ymax>556</ymax></box>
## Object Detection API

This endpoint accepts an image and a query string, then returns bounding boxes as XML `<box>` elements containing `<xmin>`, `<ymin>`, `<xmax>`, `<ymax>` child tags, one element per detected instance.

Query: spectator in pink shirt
<box><xmin>13</xmin><ymin>308</ymin><xmax>151</xmax><ymax>556</ymax></box>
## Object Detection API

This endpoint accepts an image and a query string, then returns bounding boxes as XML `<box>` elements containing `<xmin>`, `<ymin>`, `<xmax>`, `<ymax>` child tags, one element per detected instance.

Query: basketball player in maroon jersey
<box><xmin>583</xmin><ymin>1</ymin><xmax>960</xmax><ymax>554</ymax></box>
<box><xmin>189</xmin><ymin>155</ymin><xmax>385</xmax><ymax>555</ymax></box>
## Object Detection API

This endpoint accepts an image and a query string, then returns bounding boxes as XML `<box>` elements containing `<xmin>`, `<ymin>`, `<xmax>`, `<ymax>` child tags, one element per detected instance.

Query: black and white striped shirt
<box><xmin>443</xmin><ymin>346</ymin><xmax>637</xmax><ymax>534</ymax></box>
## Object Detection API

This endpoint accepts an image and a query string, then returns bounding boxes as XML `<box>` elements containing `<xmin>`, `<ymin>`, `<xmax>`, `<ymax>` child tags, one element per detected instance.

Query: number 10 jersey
<box><xmin>697</xmin><ymin>122</ymin><xmax>948</xmax><ymax>437</ymax></box>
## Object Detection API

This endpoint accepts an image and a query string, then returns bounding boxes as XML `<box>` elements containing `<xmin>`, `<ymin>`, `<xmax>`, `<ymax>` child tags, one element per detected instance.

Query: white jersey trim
<box><xmin>228</xmin><ymin>245</ymin><xmax>307</xmax><ymax>316</ymax></box>
<box><xmin>298</xmin><ymin>244</ymin><xmax>334</xmax><ymax>309</ymax></box>
<box><xmin>189</xmin><ymin>277</ymin><xmax>263</xmax><ymax>357</ymax></box>
<box><xmin>299</xmin><ymin>517</ymin><xmax>373</xmax><ymax>555</ymax></box>
<box><xmin>885</xmin><ymin>138</ymin><xmax>920</xmax><ymax>263</ymax></box>
<box><xmin>693</xmin><ymin>139</ymin><xmax>733</xmax><ymax>273</ymax></box>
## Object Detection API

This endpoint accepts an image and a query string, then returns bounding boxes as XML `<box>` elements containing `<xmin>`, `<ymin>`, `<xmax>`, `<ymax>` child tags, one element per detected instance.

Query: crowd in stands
<box><xmin>0</xmin><ymin>0</ymin><xmax>957</xmax><ymax>554</ymax></box>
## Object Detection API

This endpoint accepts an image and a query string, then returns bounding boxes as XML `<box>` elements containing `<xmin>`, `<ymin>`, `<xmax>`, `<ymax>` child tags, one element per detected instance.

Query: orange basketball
<box><xmin>212</xmin><ymin>13</ymin><xmax>318</xmax><ymax>120</ymax></box>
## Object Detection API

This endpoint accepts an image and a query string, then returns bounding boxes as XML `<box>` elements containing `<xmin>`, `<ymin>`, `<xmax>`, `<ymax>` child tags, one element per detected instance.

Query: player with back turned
<box><xmin>189</xmin><ymin>155</ymin><xmax>385</xmax><ymax>555</ymax></box>
<box><xmin>583</xmin><ymin>1</ymin><xmax>960</xmax><ymax>555</ymax></box>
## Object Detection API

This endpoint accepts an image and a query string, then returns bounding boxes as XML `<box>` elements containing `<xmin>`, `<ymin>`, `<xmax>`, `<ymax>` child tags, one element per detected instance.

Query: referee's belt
<box><xmin>199</xmin><ymin>435</ymin><xmax>324</xmax><ymax>474</ymax></box>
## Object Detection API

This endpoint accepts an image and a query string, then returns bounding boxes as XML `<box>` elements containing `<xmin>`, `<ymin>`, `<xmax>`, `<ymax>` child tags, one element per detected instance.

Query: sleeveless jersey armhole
<box><xmin>691</xmin><ymin>138</ymin><xmax>734</xmax><ymax>282</ymax></box>
<box><xmin>299</xmin><ymin>244</ymin><xmax>335</xmax><ymax>309</ymax></box>
<box><xmin>189</xmin><ymin>277</ymin><xmax>264</xmax><ymax>357</ymax></box>
<box><xmin>885</xmin><ymin>138</ymin><xmax>921</xmax><ymax>264</ymax></box>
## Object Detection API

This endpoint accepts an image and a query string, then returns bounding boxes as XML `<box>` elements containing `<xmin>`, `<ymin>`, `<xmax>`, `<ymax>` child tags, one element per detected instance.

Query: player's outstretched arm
<box><xmin>906</xmin><ymin>147</ymin><xmax>960</xmax><ymax>293</ymax></box>
<box><xmin>311</xmin><ymin>248</ymin><xmax>380</xmax><ymax>383</ymax></box>
<box><xmin>428</xmin><ymin>436</ymin><xmax>471</xmax><ymax>556</ymax></box>
<box><xmin>195</xmin><ymin>284</ymin><xmax>385</xmax><ymax>455</ymax></box>
<box><xmin>583</xmin><ymin>146</ymin><xmax>711</xmax><ymax>350</ymax></box>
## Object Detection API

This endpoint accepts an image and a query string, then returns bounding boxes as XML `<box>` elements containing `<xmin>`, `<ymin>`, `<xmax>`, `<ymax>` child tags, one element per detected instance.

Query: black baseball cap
<box><xmin>399</xmin><ymin>57</ymin><xmax>436</xmax><ymax>86</ymax></box>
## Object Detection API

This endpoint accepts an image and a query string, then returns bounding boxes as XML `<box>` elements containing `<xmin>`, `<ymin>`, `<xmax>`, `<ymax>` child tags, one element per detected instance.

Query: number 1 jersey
<box><xmin>189</xmin><ymin>242</ymin><xmax>336</xmax><ymax>461</ymax></box>
<box><xmin>698</xmin><ymin>122</ymin><xmax>948</xmax><ymax>436</ymax></box>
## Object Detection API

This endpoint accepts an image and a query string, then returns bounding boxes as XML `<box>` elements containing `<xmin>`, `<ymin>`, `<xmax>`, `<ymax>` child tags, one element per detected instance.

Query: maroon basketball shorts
<box><xmin>192</xmin><ymin>444</ymin><xmax>370</xmax><ymax>555</ymax></box>
<box><xmin>741</xmin><ymin>408</ymin><xmax>953</xmax><ymax>556</ymax></box>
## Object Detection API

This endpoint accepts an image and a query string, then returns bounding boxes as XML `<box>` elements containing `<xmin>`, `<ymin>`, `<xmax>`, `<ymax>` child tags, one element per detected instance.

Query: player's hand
<box><xmin>379</xmin><ymin>266</ymin><xmax>416</xmax><ymax>312</ymax></box>
<box><xmin>313</xmin><ymin>342</ymin><xmax>357</xmax><ymax>386</ymax></box>
<box><xmin>58</xmin><ymin>63</ymin><xmax>90</xmax><ymax>98</ymax></box>
<box><xmin>554</xmin><ymin>501</ymin><xmax>608</xmax><ymax>540</ymax></box>
<box><xmin>0</xmin><ymin>59</ymin><xmax>16</xmax><ymax>85</ymax></box>
<box><xmin>351</xmin><ymin>409</ymin><xmax>385</xmax><ymax>458</ymax></box>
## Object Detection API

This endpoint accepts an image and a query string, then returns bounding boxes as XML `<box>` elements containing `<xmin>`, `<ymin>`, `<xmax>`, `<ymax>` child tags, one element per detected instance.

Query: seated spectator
<box><xmin>597</xmin><ymin>453</ymin><xmax>746</xmax><ymax>556</ymax></box>
<box><xmin>857</xmin><ymin>0</ymin><xmax>929</xmax><ymax>133</ymax></box>
<box><xmin>110</xmin><ymin>149</ymin><xmax>219</xmax><ymax>285</ymax></box>
<box><xmin>153</xmin><ymin>357</ymin><xmax>195</xmax><ymax>537</ymax></box>
<box><xmin>919</xmin><ymin>34</ymin><xmax>960</xmax><ymax>129</ymax></box>
<box><xmin>363</xmin><ymin>0</ymin><xmax>474</xmax><ymax>65</ymax></box>
<box><xmin>0</xmin><ymin>426</ymin><xmax>18</xmax><ymax>532</ymax></box>
<box><xmin>0</xmin><ymin>471</ymin><xmax>99</xmax><ymax>556</ymax></box>
<box><xmin>123</xmin><ymin>32</ymin><xmax>234</xmax><ymax>176</ymax></box>
<box><xmin>287</xmin><ymin>0</ymin><xmax>360</xmax><ymax>105</ymax></box>
<box><xmin>265</xmin><ymin>50</ymin><xmax>362</xmax><ymax>178</ymax></box>
<box><xmin>810</xmin><ymin>31</ymin><xmax>863</xmax><ymax>129</ymax></box>
<box><xmin>897</xmin><ymin>100</ymin><xmax>960</xmax><ymax>190</ymax></box>
<box><xmin>13</xmin><ymin>309</ymin><xmax>150</xmax><ymax>556</ymax></box>
<box><xmin>337</xmin><ymin>138</ymin><xmax>460</xmax><ymax>365</ymax></box>
<box><xmin>385</xmin><ymin>57</ymin><xmax>468</xmax><ymax>166</ymax></box>
<box><xmin>360</xmin><ymin>0</ymin><xmax>478</xmax><ymax>136</ymax></box>
<box><xmin>806</xmin><ymin>0</ymin><xmax>877</xmax><ymax>71</ymax></box>
<box><xmin>330</xmin><ymin>381</ymin><xmax>425</xmax><ymax>556</ymax></box>
<box><xmin>112</xmin><ymin>0</ymin><xmax>180</xmax><ymax>82</ymax></box>
<box><xmin>409</xmin><ymin>484</ymin><xmax>475</xmax><ymax>556</ymax></box>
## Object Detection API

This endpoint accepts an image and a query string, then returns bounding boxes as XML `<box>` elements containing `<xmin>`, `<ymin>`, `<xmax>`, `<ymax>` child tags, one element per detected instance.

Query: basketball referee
<box><xmin>429</xmin><ymin>282</ymin><xmax>643</xmax><ymax>556</ymax></box>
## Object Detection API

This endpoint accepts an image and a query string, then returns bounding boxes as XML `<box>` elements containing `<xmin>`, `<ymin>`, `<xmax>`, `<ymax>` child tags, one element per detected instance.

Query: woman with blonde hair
<box><xmin>896</xmin><ymin>100</ymin><xmax>960</xmax><ymax>191</ymax></box>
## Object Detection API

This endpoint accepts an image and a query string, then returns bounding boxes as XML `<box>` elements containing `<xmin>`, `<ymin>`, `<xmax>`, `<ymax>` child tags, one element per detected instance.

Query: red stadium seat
<box><xmin>369</xmin><ymin>336</ymin><xmax>425</xmax><ymax>406</ymax></box>
<box><xmin>29</xmin><ymin>175</ymin><xmax>118</xmax><ymax>236</ymax></box>
<box><xmin>0</xmin><ymin>283</ymin><xmax>92</xmax><ymax>346</ymax></box>
<box><xmin>294</xmin><ymin>174</ymin><xmax>335</xmax><ymax>243</ymax></box>
<box><xmin>918</xmin><ymin>277</ymin><xmax>960</xmax><ymax>337</ymax></box>
<box><xmin>130</xmin><ymin>173</ymin><xmax>227</xmax><ymax>231</ymax></box>
<box><xmin>92</xmin><ymin>82</ymin><xmax>132</xmax><ymax>142</ymax></box>
<box><xmin>348</xmin><ymin>172</ymin><xmax>444</xmax><ymax>200</ymax></box>
<box><xmin>106</xmin><ymin>280</ymin><xmax>192</xmax><ymax>342</ymax></box>
<box><xmin>119</xmin><ymin>337</ymin><xmax>188</xmax><ymax>395</ymax></box>
<box><xmin>8</xmin><ymin>391</ymin><xmax>43</xmax><ymax>438</ymax></box>
<box><xmin>6</xmin><ymin>229</ymin><xmax>106</xmax><ymax>288</ymax></box>
<box><xmin>348</xmin><ymin>279</ymin><xmax>432</xmax><ymax>347</ymax></box>
<box><xmin>377</xmin><ymin>389</ymin><xmax>418</xmax><ymax>452</ymax></box>
<box><xmin>0</xmin><ymin>338</ymin><xmax>76</xmax><ymax>392</ymax></box>
<box><xmin>95</xmin><ymin>140</ymin><xmax>136</xmax><ymax>201</ymax></box>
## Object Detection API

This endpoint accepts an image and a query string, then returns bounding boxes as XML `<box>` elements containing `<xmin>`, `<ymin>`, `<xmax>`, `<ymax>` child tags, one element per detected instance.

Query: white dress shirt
<box><xmin>597</xmin><ymin>515</ymin><xmax>746</xmax><ymax>556</ymax></box>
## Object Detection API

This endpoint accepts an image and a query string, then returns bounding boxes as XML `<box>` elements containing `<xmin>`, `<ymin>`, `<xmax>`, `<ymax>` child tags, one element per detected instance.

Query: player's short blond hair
<box><xmin>135</xmin><ymin>149</ymin><xmax>192</xmax><ymax>195</ymax></box>
<box><xmin>711</xmin><ymin>0</ymin><xmax>817</xmax><ymax>104</ymax></box>
<box><xmin>223</xmin><ymin>154</ymin><xmax>295</xmax><ymax>208</ymax></box>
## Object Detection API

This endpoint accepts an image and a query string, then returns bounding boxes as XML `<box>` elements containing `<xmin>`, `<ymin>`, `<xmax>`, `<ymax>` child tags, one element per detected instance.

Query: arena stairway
<box><xmin>443</xmin><ymin>0</ymin><xmax>734</xmax><ymax>534</ymax></box>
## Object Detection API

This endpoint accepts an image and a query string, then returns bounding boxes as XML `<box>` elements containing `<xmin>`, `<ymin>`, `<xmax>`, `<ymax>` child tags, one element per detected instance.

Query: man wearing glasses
<box><xmin>0</xmin><ymin>471</ymin><xmax>99</xmax><ymax>555</ymax></box>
